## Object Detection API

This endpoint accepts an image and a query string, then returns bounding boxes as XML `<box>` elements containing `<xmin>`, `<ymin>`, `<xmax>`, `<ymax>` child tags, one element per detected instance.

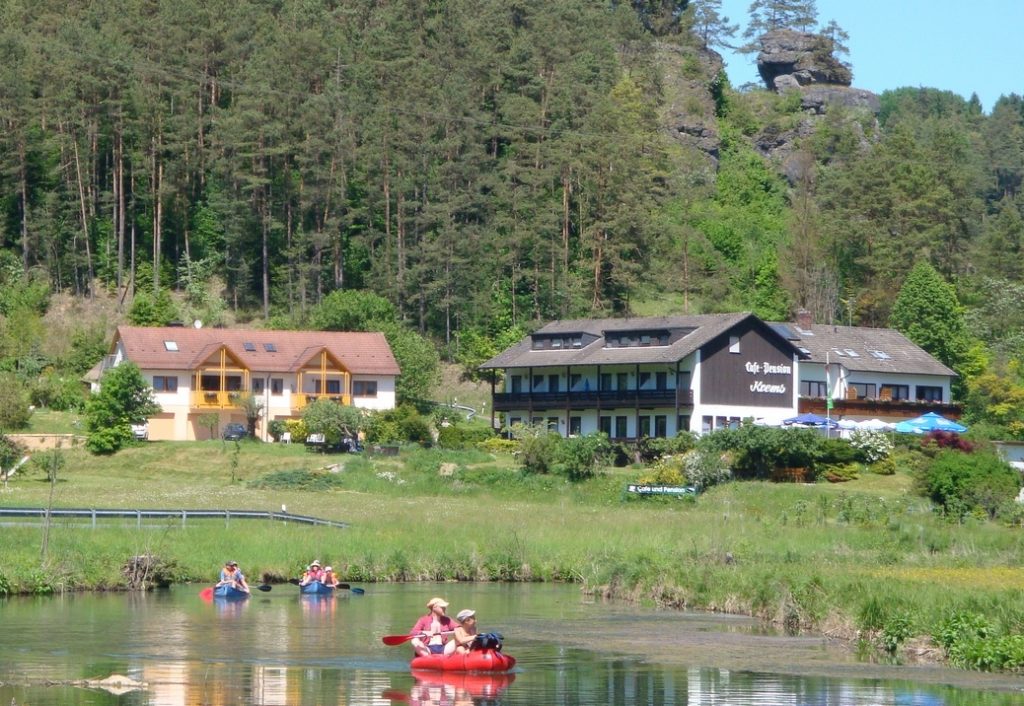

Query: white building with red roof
<box><xmin>99</xmin><ymin>325</ymin><xmax>400</xmax><ymax>441</ymax></box>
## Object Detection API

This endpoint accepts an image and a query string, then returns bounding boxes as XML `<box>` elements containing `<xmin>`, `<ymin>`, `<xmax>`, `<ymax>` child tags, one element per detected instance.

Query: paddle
<box><xmin>256</xmin><ymin>584</ymin><xmax>272</xmax><ymax>592</ymax></box>
<box><xmin>199</xmin><ymin>586</ymin><xmax>214</xmax><ymax>600</ymax></box>
<box><xmin>288</xmin><ymin>578</ymin><xmax>365</xmax><ymax>594</ymax></box>
<box><xmin>381</xmin><ymin>631</ymin><xmax>453</xmax><ymax>646</ymax></box>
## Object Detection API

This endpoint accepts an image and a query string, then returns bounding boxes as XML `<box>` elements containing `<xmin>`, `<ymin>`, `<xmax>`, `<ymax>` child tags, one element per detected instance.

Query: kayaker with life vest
<box><xmin>322</xmin><ymin>566</ymin><xmax>338</xmax><ymax>587</ymax></box>
<box><xmin>410</xmin><ymin>597</ymin><xmax>457</xmax><ymax>657</ymax></box>
<box><xmin>450</xmin><ymin>609</ymin><xmax>478</xmax><ymax>654</ymax></box>
<box><xmin>299</xmin><ymin>560</ymin><xmax>323</xmax><ymax>586</ymax></box>
<box><xmin>216</xmin><ymin>560</ymin><xmax>250</xmax><ymax>594</ymax></box>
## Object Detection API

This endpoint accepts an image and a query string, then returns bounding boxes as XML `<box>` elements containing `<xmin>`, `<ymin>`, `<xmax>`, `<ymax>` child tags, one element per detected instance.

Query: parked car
<box><xmin>222</xmin><ymin>422</ymin><xmax>248</xmax><ymax>441</ymax></box>
<box><xmin>131</xmin><ymin>423</ymin><xmax>149</xmax><ymax>441</ymax></box>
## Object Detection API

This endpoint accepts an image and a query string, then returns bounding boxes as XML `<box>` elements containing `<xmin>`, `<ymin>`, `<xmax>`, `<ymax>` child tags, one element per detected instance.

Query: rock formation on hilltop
<box><xmin>751</xmin><ymin>29</ymin><xmax>881</xmax><ymax>181</ymax></box>
<box><xmin>756</xmin><ymin>28</ymin><xmax>879</xmax><ymax>116</ymax></box>
<box><xmin>757</xmin><ymin>28</ymin><xmax>852</xmax><ymax>90</ymax></box>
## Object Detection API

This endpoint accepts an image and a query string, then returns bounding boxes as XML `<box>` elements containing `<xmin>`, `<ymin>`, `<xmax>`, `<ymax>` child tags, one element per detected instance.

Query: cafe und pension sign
<box><xmin>745</xmin><ymin>360</ymin><xmax>790</xmax><ymax>395</ymax></box>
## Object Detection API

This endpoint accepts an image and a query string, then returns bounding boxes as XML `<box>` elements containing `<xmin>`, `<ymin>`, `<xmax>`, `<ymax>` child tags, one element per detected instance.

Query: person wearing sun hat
<box><xmin>299</xmin><ymin>559</ymin><xmax>323</xmax><ymax>586</ymax></box>
<box><xmin>449</xmin><ymin>608</ymin><xmax>479</xmax><ymax>655</ymax></box>
<box><xmin>409</xmin><ymin>597</ymin><xmax>456</xmax><ymax>657</ymax></box>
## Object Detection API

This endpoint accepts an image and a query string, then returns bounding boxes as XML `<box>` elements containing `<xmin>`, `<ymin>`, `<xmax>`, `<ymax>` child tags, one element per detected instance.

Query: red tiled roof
<box><xmin>113</xmin><ymin>326</ymin><xmax>400</xmax><ymax>375</ymax></box>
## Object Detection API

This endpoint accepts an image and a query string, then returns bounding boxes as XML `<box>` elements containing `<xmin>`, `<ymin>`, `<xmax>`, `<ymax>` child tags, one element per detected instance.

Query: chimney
<box><xmin>795</xmin><ymin>308</ymin><xmax>813</xmax><ymax>331</ymax></box>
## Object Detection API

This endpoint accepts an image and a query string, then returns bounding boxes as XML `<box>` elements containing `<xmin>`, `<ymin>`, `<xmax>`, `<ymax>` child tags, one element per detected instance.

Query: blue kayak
<box><xmin>214</xmin><ymin>584</ymin><xmax>250</xmax><ymax>599</ymax></box>
<box><xmin>299</xmin><ymin>580</ymin><xmax>334</xmax><ymax>596</ymax></box>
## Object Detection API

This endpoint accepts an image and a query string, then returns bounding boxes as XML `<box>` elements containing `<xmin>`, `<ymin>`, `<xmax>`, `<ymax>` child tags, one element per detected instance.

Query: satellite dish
<box><xmin>193</xmin><ymin>320</ymin><xmax>203</xmax><ymax>329</ymax></box>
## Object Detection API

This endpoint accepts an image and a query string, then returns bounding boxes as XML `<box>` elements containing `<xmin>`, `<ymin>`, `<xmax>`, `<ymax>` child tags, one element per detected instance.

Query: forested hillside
<box><xmin>1</xmin><ymin>0</ymin><xmax>1024</xmax><ymax>433</ymax></box>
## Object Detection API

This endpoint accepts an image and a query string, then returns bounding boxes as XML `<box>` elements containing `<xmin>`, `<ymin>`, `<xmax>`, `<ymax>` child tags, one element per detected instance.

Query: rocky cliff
<box><xmin>753</xmin><ymin>29</ymin><xmax>880</xmax><ymax>181</ymax></box>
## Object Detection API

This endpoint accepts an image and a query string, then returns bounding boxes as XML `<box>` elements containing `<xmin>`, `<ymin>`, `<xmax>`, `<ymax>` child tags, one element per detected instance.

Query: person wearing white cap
<box><xmin>450</xmin><ymin>609</ymin><xmax>478</xmax><ymax>655</ymax></box>
<box><xmin>409</xmin><ymin>597</ymin><xmax>456</xmax><ymax>657</ymax></box>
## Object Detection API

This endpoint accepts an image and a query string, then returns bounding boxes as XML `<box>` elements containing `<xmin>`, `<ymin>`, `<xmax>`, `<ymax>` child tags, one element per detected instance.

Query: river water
<box><xmin>0</xmin><ymin>583</ymin><xmax>1021</xmax><ymax>705</ymax></box>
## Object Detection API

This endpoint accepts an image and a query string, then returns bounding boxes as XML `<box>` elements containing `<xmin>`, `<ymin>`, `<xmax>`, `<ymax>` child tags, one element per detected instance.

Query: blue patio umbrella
<box><xmin>782</xmin><ymin>412</ymin><xmax>838</xmax><ymax>428</ymax></box>
<box><xmin>893</xmin><ymin>412</ymin><xmax>967</xmax><ymax>434</ymax></box>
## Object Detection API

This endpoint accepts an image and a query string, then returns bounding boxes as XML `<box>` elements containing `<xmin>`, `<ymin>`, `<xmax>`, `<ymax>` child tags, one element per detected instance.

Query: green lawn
<box><xmin>23</xmin><ymin>409</ymin><xmax>84</xmax><ymax>434</ymax></box>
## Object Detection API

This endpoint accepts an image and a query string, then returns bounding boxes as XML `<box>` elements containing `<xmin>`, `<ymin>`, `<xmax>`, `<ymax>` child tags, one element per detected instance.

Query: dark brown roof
<box><xmin>778</xmin><ymin>323</ymin><xmax>955</xmax><ymax>377</ymax></box>
<box><xmin>480</xmin><ymin>312</ymin><xmax>795</xmax><ymax>369</ymax></box>
<box><xmin>113</xmin><ymin>326</ymin><xmax>400</xmax><ymax>375</ymax></box>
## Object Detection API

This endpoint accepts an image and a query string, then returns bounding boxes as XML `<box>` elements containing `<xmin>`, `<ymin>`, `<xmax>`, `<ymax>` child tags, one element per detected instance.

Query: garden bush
<box><xmin>513</xmin><ymin>423</ymin><xmax>561</xmax><ymax>475</ymax></box>
<box><xmin>822</xmin><ymin>463</ymin><xmax>859</xmax><ymax>483</ymax></box>
<box><xmin>633</xmin><ymin>433</ymin><xmax>696</xmax><ymax>463</ymax></box>
<box><xmin>919</xmin><ymin>450</ymin><xmax>1020</xmax><ymax>519</ymax></box>
<box><xmin>699</xmin><ymin>424</ymin><xmax>825</xmax><ymax>480</ymax></box>
<box><xmin>478</xmin><ymin>436</ymin><xmax>518</xmax><ymax>454</ymax></box>
<box><xmin>0</xmin><ymin>374</ymin><xmax>33</xmax><ymax>429</ymax></box>
<box><xmin>637</xmin><ymin>456</ymin><xmax>685</xmax><ymax>486</ymax></box>
<box><xmin>868</xmin><ymin>456</ymin><xmax>897</xmax><ymax>475</ymax></box>
<box><xmin>554</xmin><ymin>433</ymin><xmax>612</xmax><ymax>481</ymax></box>
<box><xmin>366</xmin><ymin>405</ymin><xmax>432</xmax><ymax>446</ymax></box>
<box><xmin>681</xmin><ymin>448</ymin><xmax>731</xmax><ymax>490</ymax></box>
<box><xmin>30</xmin><ymin>373</ymin><xmax>86</xmax><ymax>411</ymax></box>
<box><xmin>437</xmin><ymin>420</ymin><xmax>494</xmax><ymax>449</ymax></box>
<box><xmin>922</xmin><ymin>430</ymin><xmax>974</xmax><ymax>453</ymax></box>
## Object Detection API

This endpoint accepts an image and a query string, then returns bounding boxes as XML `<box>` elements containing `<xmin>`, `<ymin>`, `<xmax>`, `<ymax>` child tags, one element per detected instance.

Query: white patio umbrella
<box><xmin>858</xmin><ymin>418</ymin><xmax>894</xmax><ymax>431</ymax></box>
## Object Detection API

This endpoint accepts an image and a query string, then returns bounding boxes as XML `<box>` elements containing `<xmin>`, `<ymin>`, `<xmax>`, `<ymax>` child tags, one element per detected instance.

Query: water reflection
<box><xmin>399</xmin><ymin>671</ymin><xmax>516</xmax><ymax>706</ymax></box>
<box><xmin>212</xmin><ymin>595</ymin><xmax>249</xmax><ymax>619</ymax></box>
<box><xmin>1</xmin><ymin>586</ymin><xmax>1022</xmax><ymax>706</ymax></box>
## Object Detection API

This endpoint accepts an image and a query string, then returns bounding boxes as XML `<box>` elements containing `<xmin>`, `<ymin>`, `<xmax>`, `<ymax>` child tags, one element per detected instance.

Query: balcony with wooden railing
<box><xmin>492</xmin><ymin>388</ymin><xmax>694</xmax><ymax>412</ymax></box>
<box><xmin>292</xmin><ymin>350</ymin><xmax>351</xmax><ymax>411</ymax></box>
<box><xmin>189</xmin><ymin>348</ymin><xmax>250</xmax><ymax>410</ymax></box>
<box><xmin>799</xmin><ymin>396</ymin><xmax>962</xmax><ymax>419</ymax></box>
<box><xmin>294</xmin><ymin>392</ymin><xmax>352</xmax><ymax>409</ymax></box>
<box><xmin>190</xmin><ymin>390</ymin><xmax>244</xmax><ymax>409</ymax></box>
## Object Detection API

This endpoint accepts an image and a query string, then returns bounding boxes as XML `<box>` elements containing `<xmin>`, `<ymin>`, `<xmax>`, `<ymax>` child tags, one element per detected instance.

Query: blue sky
<box><xmin>717</xmin><ymin>0</ymin><xmax>1024</xmax><ymax>112</ymax></box>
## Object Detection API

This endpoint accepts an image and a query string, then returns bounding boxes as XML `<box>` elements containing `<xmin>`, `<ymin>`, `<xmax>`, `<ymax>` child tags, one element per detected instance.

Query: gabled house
<box><xmin>99</xmin><ymin>326</ymin><xmax>400</xmax><ymax>441</ymax></box>
<box><xmin>481</xmin><ymin>311</ymin><xmax>960</xmax><ymax>439</ymax></box>
<box><xmin>480</xmin><ymin>312</ymin><xmax>804</xmax><ymax>438</ymax></box>
<box><xmin>777</xmin><ymin>311</ymin><xmax>960</xmax><ymax>421</ymax></box>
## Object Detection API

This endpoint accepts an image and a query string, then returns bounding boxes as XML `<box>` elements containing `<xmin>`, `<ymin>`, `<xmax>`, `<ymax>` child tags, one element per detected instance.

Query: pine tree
<box><xmin>889</xmin><ymin>261</ymin><xmax>972</xmax><ymax>380</ymax></box>
<box><xmin>692</xmin><ymin>0</ymin><xmax>740</xmax><ymax>50</ymax></box>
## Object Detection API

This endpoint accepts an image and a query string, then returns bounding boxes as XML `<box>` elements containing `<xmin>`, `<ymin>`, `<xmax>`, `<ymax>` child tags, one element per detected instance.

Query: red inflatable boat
<box><xmin>409</xmin><ymin>648</ymin><xmax>516</xmax><ymax>672</ymax></box>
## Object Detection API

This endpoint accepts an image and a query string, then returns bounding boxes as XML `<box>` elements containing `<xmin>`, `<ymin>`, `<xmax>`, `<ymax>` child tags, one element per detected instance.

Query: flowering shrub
<box><xmin>637</xmin><ymin>456</ymin><xmax>685</xmax><ymax>486</ymax></box>
<box><xmin>848</xmin><ymin>430</ymin><xmax>894</xmax><ymax>463</ymax></box>
<box><xmin>681</xmin><ymin>448</ymin><xmax>732</xmax><ymax>490</ymax></box>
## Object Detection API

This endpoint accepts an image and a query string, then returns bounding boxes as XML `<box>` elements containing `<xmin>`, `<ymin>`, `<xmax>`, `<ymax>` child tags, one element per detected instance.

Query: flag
<box><xmin>825</xmin><ymin>352</ymin><xmax>833</xmax><ymax>410</ymax></box>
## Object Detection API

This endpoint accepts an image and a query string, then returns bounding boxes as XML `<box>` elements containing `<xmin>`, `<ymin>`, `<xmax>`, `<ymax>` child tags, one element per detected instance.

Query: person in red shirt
<box><xmin>410</xmin><ymin>597</ymin><xmax>456</xmax><ymax>657</ymax></box>
<box><xmin>300</xmin><ymin>560</ymin><xmax>323</xmax><ymax>586</ymax></box>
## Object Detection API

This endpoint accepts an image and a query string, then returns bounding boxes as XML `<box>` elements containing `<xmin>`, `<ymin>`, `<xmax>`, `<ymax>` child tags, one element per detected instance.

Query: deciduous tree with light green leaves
<box><xmin>301</xmin><ymin>400</ymin><xmax>363</xmax><ymax>449</ymax></box>
<box><xmin>84</xmin><ymin>363</ymin><xmax>160</xmax><ymax>454</ymax></box>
